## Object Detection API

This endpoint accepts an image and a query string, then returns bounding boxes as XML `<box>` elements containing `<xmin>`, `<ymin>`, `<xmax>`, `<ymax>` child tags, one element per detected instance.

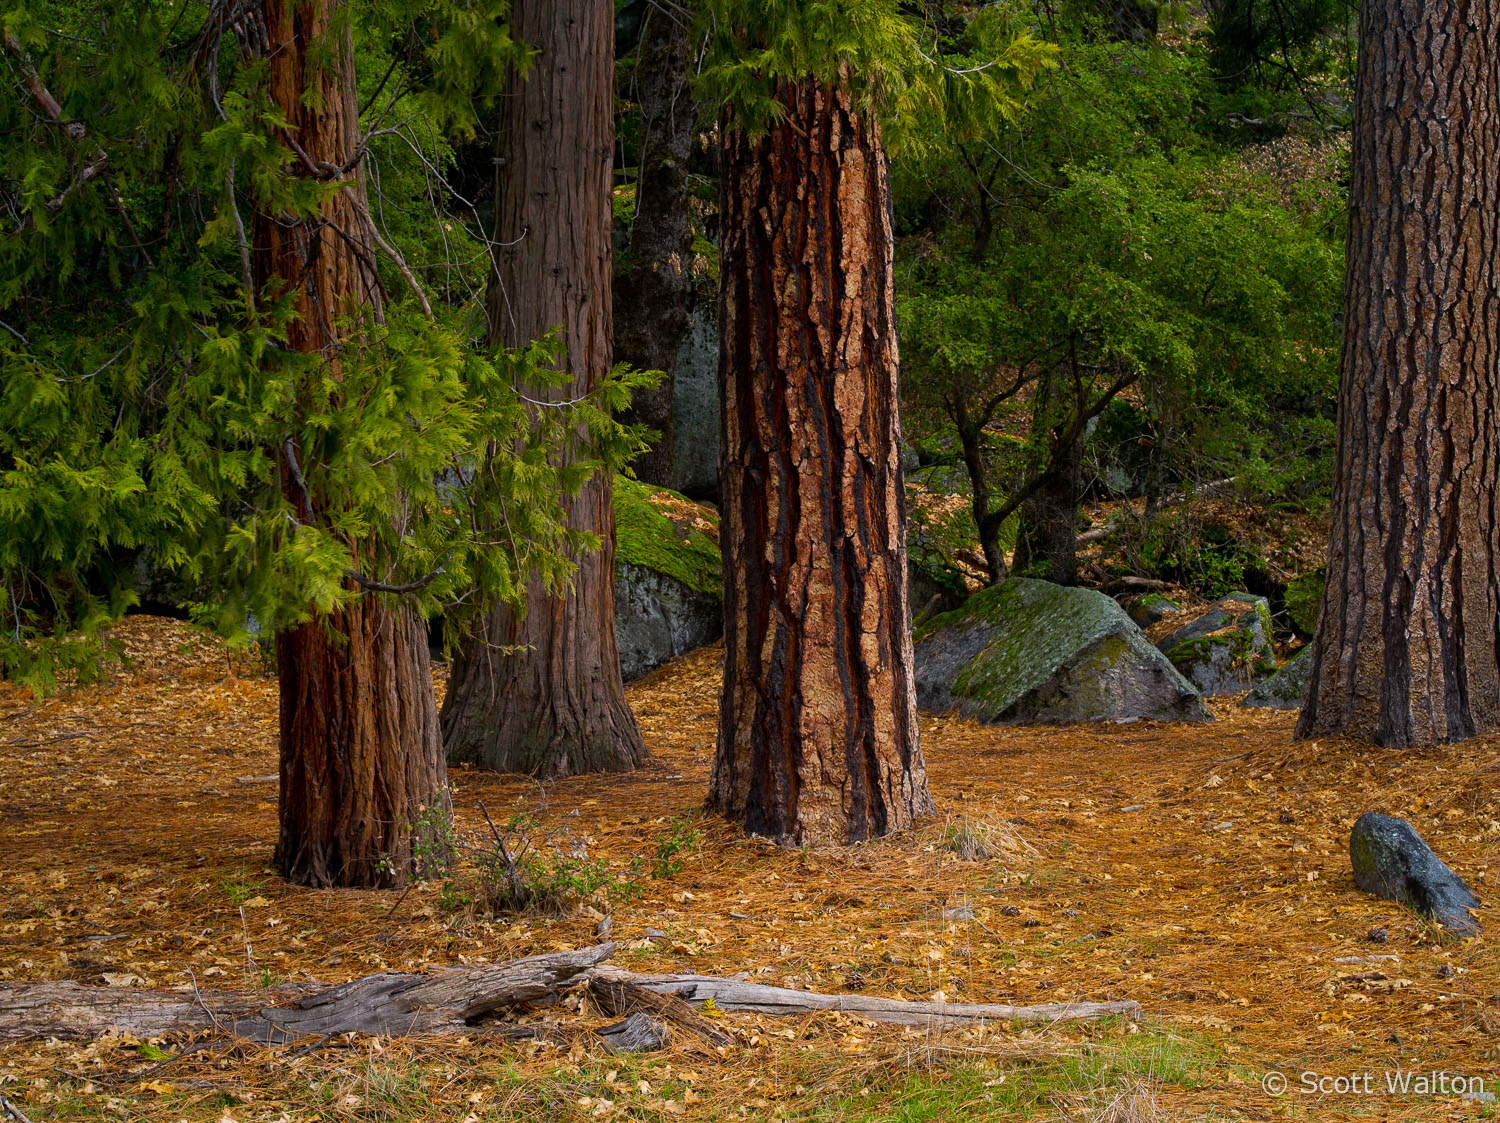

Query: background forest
<box><xmin>0</xmin><ymin>0</ymin><xmax>1351</xmax><ymax>687</ymax></box>
<box><xmin>14</xmin><ymin>2</ymin><xmax>1495</xmax><ymax>1123</ymax></box>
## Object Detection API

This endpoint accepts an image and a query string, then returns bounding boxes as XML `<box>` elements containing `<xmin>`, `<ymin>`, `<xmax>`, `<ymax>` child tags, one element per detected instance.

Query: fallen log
<box><xmin>587</xmin><ymin>975</ymin><xmax>734</xmax><ymax>1048</ymax></box>
<box><xmin>0</xmin><ymin>943</ymin><xmax>613</xmax><ymax>1043</ymax></box>
<box><xmin>587</xmin><ymin>965</ymin><xmax>1140</xmax><ymax>1027</ymax></box>
<box><xmin>0</xmin><ymin>944</ymin><xmax>1138</xmax><ymax>1045</ymax></box>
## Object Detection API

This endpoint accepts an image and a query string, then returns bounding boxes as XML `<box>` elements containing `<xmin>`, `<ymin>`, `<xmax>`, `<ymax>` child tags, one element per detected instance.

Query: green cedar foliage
<box><xmin>698</xmin><ymin>0</ymin><xmax>1057</xmax><ymax>145</ymax></box>
<box><xmin>0</xmin><ymin>1</ymin><xmax>650</xmax><ymax>692</ymax></box>
<box><xmin>896</xmin><ymin>12</ymin><xmax>1342</xmax><ymax>557</ymax></box>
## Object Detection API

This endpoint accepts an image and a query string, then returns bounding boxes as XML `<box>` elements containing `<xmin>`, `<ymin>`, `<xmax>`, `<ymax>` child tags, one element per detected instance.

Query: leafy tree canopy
<box><xmin>698</xmin><ymin>0</ymin><xmax>1058</xmax><ymax>149</ymax></box>
<box><xmin>0</xmin><ymin>0</ymin><xmax>649</xmax><ymax>691</ymax></box>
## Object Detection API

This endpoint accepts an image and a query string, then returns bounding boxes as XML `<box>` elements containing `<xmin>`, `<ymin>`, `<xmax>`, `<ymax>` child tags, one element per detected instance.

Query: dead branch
<box><xmin>586</xmin><ymin>965</ymin><xmax>1141</xmax><ymax>1028</ymax></box>
<box><xmin>0</xmin><ymin>943</ymin><xmax>614</xmax><ymax>1044</ymax></box>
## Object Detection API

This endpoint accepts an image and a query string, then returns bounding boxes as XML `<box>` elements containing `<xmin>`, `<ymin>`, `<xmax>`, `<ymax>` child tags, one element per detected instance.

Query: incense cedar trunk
<box><xmin>254</xmin><ymin>0</ymin><xmax>448</xmax><ymax>887</ymax></box>
<box><xmin>1297</xmin><ymin>0</ymin><xmax>1500</xmax><ymax>746</ymax></box>
<box><xmin>709</xmin><ymin>77</ymin><xmax>932</xmax><ymax>844</ymax></box>
<box><xmin>441</xmin><ymin>0</ymin><xmax>647</xmax><ymax>777</ymax></box>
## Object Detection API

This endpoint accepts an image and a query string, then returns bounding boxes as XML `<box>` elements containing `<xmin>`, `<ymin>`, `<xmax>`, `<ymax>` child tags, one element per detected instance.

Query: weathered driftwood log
<box><xmin>0</xmin><ymin>944</ymin><xmax>1139</xmax><ymax>1045</ymax></box>
<box><xmin>0</xmin><ymin>943</ymin><xmax>614</xmax><ymax>1043</ymax></box>
<box><xmin>588</xmin><ymin>965</ymin><xmax>1140</xmax><ymax>1027</ymax></box>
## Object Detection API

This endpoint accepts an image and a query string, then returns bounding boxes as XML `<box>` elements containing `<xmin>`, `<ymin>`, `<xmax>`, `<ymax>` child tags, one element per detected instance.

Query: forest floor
<box><xmin>1</xmin><ymin>617</ymin><xmax>1498</xmax><ymax>1122</ymax></box>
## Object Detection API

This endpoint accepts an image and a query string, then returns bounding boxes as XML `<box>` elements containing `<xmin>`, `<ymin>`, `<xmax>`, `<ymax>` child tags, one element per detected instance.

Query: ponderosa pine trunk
<box><xmin>254</xmin><ymin>0</ymin><xmax>447</xmax><ymax>887</ymax></box>
<box><xmin>614</xmin><ymin>0</ymin><xmax>697</xmax><ymax>489</ymax></box>
<box><xmin>441</xmin><ymin>0</ymin><xmax>647</xmax><ymax>777</ymax></box>
<box><xmin>1296</xmin><ymin>0</ymin><xmax>1500</xmax><ymax>746</ymax></box>
<box><xmin>709</xmin><ymin>78</ymin><xmax>932</xmax><ymax>845</ymax></box>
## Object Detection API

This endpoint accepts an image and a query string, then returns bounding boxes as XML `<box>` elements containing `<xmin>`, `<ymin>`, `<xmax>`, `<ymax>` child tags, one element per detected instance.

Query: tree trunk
<box><xmin>953</xmin><ymin>397</ymin><xmax>1006</xmax><ymax>586</ymax></box>
<box><xmin>1297</xmin><ymin>0</ymin><xmax>1500</xmax><ymax>746</ymax></box>
<box><xmin>254</xmin><ymin>0</ymin><xmax>447</xmax><ymax>887</ymax></box>
<box><xmin>710</xmin><ymin>77</ymin><xmax>932</xmax><ymax>845</ymax></box>
<box><xmin>442</xmin><ymin>0</ymin><xmax>647</xmax><ymax>777</ymax></box>
<box><xmin>1012</xmin><ymin>439</ymin><xmax>1083</xmax><ymax>586</ymax></box>
<box><xmin>614</xmin><ymin>0</ymin><xmax>698</xmax><ymax>488</ymax></box>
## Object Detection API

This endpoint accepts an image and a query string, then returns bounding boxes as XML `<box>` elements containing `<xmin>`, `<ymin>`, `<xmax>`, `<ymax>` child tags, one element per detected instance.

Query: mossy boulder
<box><xmin>1154</xmin><ymin>593</ymin><xmax>1277</xmax><ymax>696</ymax></box>
<box><xmin>1242</xmin><ymin>643</ymin><xmax>1312</xmax><ymax>710</ymax></box>
<box><xmin>913</xmin><ymin>578</ymin><xmax>1210</xmax><ymax>724</ymax></box>
<box><xmin>612</xmin><ymin>476</ymin><xmax>722</xmax><ymax>681</ymax></box>
<box><xmin>1123</xmin><ymin>592</ymin><xmax>1180</xmax><ymax>628</ymax></box>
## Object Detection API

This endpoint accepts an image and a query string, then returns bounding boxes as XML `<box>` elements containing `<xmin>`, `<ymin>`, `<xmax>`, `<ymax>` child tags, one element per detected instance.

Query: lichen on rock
<box><xmin>1242</xmin><ymin>643</ymin><xmax>1312</xmax><ymax>710</ymax></box>
<box><xmin>611</xmin><ymin>475</ymin><xmax>723</xmax><ymax>680</ymax></box>
<box><xmin>1154</xmin><ymin>593</ymin><xmax>1278</xmax><ymax>696</ymax></box>
<box><xmin>914</xmin><ymin>578</ymin><xmax>1210</xmax><ymax>724</ymax></box>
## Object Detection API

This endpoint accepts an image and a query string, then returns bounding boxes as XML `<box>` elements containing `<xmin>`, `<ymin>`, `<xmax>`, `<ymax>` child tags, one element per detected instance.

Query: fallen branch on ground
<box><xmin>585</xmin><ymin>965</ymin><xmax>1141</xmax><ymax>1027</ymax></box>
<box><xmin>0</xmin><ymin>943</ymin><xmax>613</xmax><ymax>1043</ymax></box>
<box><xmin>0</xmin><ymin>942</ymin><xmax>1139</xmax><ymax>1046</ymax></box>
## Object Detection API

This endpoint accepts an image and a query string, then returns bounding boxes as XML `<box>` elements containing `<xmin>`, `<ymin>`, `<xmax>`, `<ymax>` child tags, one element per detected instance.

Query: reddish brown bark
<box><xmin>254</xmin><ymin>0</ymin><xmax>448</xmax><ymax>886</ymax></box>
<box><xmin>441</xmin><ymin>0</ymin><xmax>647</xmax><ymax>777</ymax></box>
<box><xmin>1297</xmin><ymin>0</ymin><xmax>1500</xmax><ymax>746</ymax></box>
<box><xmin>709</xmin><ymin>78</ymin><xmax>932</xmax><ymax>845</ymax></box>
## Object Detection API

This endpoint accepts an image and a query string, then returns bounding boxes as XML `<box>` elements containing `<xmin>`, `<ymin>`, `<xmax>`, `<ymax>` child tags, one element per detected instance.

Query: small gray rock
<box><xmin>1349</xmin><ymin>813</ymin><xmax>1481</xmax><ymax>937</ymax></box>
<box><xmin>929</xmin><ymin>903</ymin><xmax>975</xmax><ymax>922</ymax></box>
<box><xmin>596</xmin><ymin>1011</ymin><xmax>669</xmax><ymax>1053</ymax></box>
<box><xmin>1122</xmin><ymin>592</ymin><xmax>1180</xmax><ymax>628</ymax></box>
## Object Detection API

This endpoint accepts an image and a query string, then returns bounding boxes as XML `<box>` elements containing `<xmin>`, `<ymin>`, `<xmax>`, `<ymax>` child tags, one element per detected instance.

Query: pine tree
<box><xmin>1297</xmin><ymin>0</ymin><xmax>1500</xmax><ymax>745</ymax></box>
<box><xmin>697</xmin><ymin>1</ymin><xmax>1050</xmax><ymax>842</ymax></box>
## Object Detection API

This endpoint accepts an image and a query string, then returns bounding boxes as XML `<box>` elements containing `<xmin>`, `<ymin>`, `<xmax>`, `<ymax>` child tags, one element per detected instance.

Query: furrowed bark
<box><xmin>253</xmin><ymin>0</ymin><xmax>447</xmax><ymax>887</ymax></box>
<box><xmin>442</xmin><ymin>0</ymin><xmax>647</xmax><ymax>778</ymax></box>
<box><xmin>1297</xmin><ymin>0</ymin><xmax>1500</xmax><ymax>746</ymax></box>
<box><xmin>709</xmin><ymin>77</ymin><xmax>932</xmax><ymax>845</ymax></box>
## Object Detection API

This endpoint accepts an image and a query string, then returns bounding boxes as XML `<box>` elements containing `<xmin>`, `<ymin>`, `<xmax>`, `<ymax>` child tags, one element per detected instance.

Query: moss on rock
<box><xmin>612</xmin><ymin>475</ymin><xmax>721</xmax><ymax>595</ymax></box>
<box><xmin>1242</xmin><ymin>643</ymin><xmax>1312</xmax><ymax>709</ymax></box>
<box><xmin>1154</xmin><ymin>593</ymin><xmax>1277</xmax><ymax>696</ymax></box>
<box><xmin>913</xmin><ymin>578</ymin><xmax>1209</xmax><ymax>724</ymax></box>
